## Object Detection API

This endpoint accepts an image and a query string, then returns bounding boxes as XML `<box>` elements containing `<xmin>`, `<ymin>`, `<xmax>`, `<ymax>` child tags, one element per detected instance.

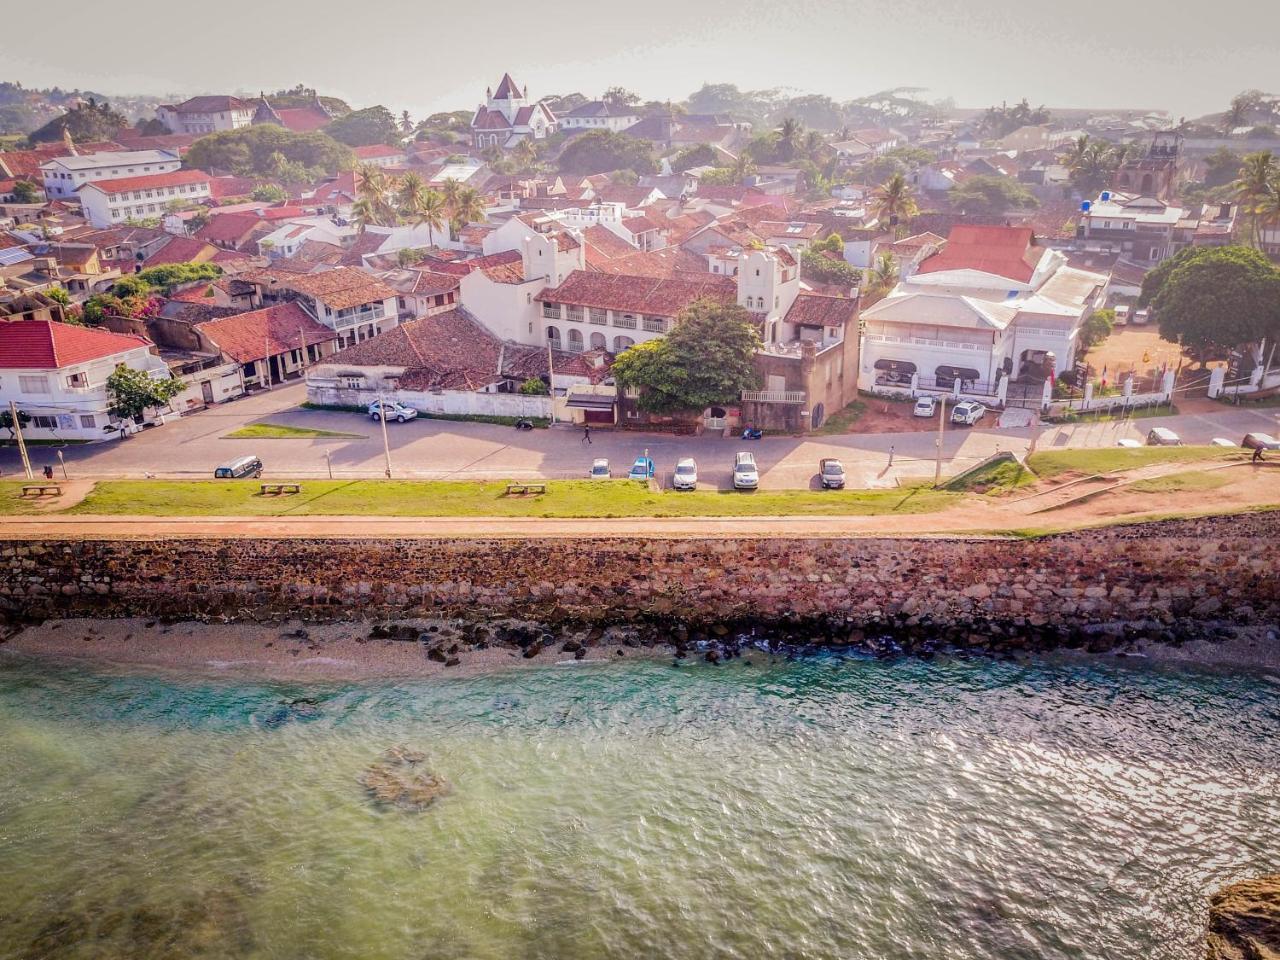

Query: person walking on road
<box><xmin>1253</xmin><ymin>444</ymin><xmax>1265</xmax><ymax>463</ymax></box>
<box><xmin>582</xmin><ymin>424</ymin><xmax>592</xmax><ymax>444</ymax></box>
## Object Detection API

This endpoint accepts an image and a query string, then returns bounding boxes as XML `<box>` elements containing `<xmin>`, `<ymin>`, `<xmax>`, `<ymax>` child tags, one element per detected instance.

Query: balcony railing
<box><xmin>741</xmin><ymin>389</ymin><xmax>806</xmax><ymax>404</ymax></box>
<box><xmin>642</xmin><ymin>317</ymin><xmax>667</xmax><ymax>333</ymax></box>
<box><xmin>587</xmin><ymin>309</ymin><xmax>607</xmax><ymax>325</ymax></box>
<box><xmin>613</xmin><ymin>314</ymin><xmax>637</xmax><ymax>329</ymax></box>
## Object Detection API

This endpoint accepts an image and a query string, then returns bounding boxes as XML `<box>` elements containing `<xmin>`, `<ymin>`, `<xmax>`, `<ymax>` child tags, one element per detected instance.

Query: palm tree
<box><xmin>777</xmin><ymin>117</ymin><xmax>803</xmax><ymax>160</ymax></box>
<box><xmin>400</xmin><ymin>110</ymin><xmax>413</xmax><ymax>134</ymax></box>
<box><xmin>447</xmin><ymin>186</ymin><xmax>486</xmax><ymax>241</ymax></box>
<box><xmin>1234</xmin><ymin>151</ymin><xmax>1278</xmax><ymax>246</ymax></box>
<box><xmin>355</xmin><ymin>164</ymin><xmax>397</xmax><ymax>225</ymax></box>
<box><xmin>729</xmin><ymin>151</ymin><xmax>756</xmax><ymax>182</ymax></box>
<box><xmin>1253</xmin><ymin>175</ymin><xmax>1280</xmax><ymax>249</ymax></box>
<box><xmin>395</xmin><ymin>171</ymin><xmax>425</xmax><ymax>211</ymax></box>
<box><xmin>439</xmin><ymin>178</ymin><xmax>463</xmax><ymax>214</ymax></box>
<box><xmin>512</xmin><ymin>138</ymin><xmax>539</xmax><ymax>171</ymax></box>
<box><xmin>406</xmin><ymin>186</ymin><xmax>446</xmax><ymax>247</ymax></box>
<box><xmin>351</xmin><ymin>198</ymin><xmax>377</xmax><ymax>235</ymax></box>
<box><xmin>862</xmin><ymin>252</ymin><xmax>899</xmax><ymax>304</ymax></box>
<box><xmin>802</xmin><ymin>130</ymin><xmax>825</xmax><ymax>162</ymax></box>
<box><xmin>870</xmin><ymin>173</ymin><xmax>918</xmax><ymax>235</ymax></box>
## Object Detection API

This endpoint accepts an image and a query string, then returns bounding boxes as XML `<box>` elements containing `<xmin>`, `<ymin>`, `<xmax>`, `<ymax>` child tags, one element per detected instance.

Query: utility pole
<box><xmin>934</xmin><ymin>396</ymin><xmax>946</xmax><ymax>487</ymax></box>
<box><xmin>9</xmin><ymin>401</ymin><xmax>33</xmax><ymax>480</ymax></box>
<box><xmin>377</xmin><ymin>391</ymin><xmax>392</xmax><ymax>479</ymax></box>
<box><xmin>546</xmin><ymin>339</ymin><xmax>556</xmax><ymax>425</ymax></box>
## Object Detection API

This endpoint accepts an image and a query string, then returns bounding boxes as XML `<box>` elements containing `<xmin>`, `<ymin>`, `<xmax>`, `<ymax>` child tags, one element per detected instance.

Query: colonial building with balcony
<box><xmin>859</xmin><ymin>225</ymin><xmax>1108</xmax><ymax>401</ymax></box>
<box><xmin>251</xmin><ymin>267</ymin><xmax>399</xmax><ymax>348</ymax></box>
<box><xmin>0</xmin><ymin>312</ymin><xmax>175</xmax><ymax>442</ymax></box>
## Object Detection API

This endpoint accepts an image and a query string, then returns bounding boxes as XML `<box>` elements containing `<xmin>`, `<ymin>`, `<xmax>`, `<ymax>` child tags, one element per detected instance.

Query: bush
<box><xmin>518</xmin><ymin>377</ymin><xmax>549</xmax><ymax>395</ymax></box>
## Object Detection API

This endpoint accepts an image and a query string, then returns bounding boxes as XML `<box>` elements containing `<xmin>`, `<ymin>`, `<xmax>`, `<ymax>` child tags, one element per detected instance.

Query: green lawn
<box><xmin>223</xmin><ymin>423</ymin><xmax>366</xmax><ymax>440</ymax></box>
<box><xmin>66</xmin><ymin>479</ymin><xmax>960</xmax><ymax>518</ymax></box>
<box><xmin>0</xmin><ymin>483</ymin><xmax>42</xmax><ymax>515</ymax></box>
<box><xmin>1044</xmin><ymin>403</ymin><xmax>1177</xmax><ymax>424</ymax></box>
<box><xmin>812</xmin><ymin>400</ymin><xmax>869</xmax><ymax>435</ymax></box>
<box><xmin>1026</xmin><ymin>446</ymin><xmax>1246</xmax><ymax>479</ymax></box>
<box><xmin>945</xmin><ymin>457</ymin><xmax>1038</xmax><ymax>495</ymax></box>
<box><xmin>1127</xmin><ymin>469</ymin><xmax>1233</xmax><ymax>494</ymax></box>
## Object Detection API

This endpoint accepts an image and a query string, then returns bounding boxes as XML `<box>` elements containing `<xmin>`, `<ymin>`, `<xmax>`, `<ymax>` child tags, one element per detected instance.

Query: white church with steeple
<box><xmin>470</xmin><ymin>73</ymin><xmax>557</xmax><ymax>151</ymax></box>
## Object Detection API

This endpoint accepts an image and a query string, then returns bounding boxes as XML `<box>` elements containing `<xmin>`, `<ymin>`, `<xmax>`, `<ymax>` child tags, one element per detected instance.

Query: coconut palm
<box><xmin>729</xmin><ymin>151</ymin><xmax>756</xmax><ymax>182</ymax></box>
<box><xmin>395</xmin><ymin>171</ymin><xmax>425</xmax><ymax>211</ymax></box>
<box><xmin>512</xmin><ymin>138</ymin><xmax>539</xmax><ymax>171</ymax></box>
<box><xmin>777</xmin><ymin>117</ymin><xmax>803</xmax><ymax>160</ymax></box>
<box><xmin>400</xmin><ymin>110</ymin><xmax>413</xmax><ymax>134</ymax></box>
<box><xmin>1234</xmin><ymin>151</ymin><xmax>1278</xmax><ymax>245</ymax></box>
<box><xmin>439</xmin><ymin>178</ymin><xmax>463</xmax><ymax>214</ymax></box>
<box><xmin>862</xmin><ymin>252</ymin><xmax>899</xmax><ymax>304</ymax></box>
<box><xmin>870</xmin><ymin>173</ymin><xmax>918</xmax><ymax>235</ymax></box>
<box><xmin>406</xmin><ymin>187</ymin><xmax>446</xmax><ymax>247</ymax></box>
<box><xmin>351</xmin><ymin>198</ymin><xmax>377</xmax><ymax>235</ymax></box>
<box><xmin>802</xmin><ymin>130</ymin><xmax>826</xmax><ymax>162</ymax></box>
<box><xmin>447</xmin><ymin>186</ymin><xmax>486</xmax><ymax>241</ymax></box>
<box><xmin>355</xmin><ymin>164</ymin><xmax>397</xmax><ymax>225</ymax></box>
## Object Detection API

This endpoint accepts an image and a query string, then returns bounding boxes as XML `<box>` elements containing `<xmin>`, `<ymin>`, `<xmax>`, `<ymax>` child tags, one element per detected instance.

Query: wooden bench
<box><xmin>505</xmin><ymin>482</ymin><xmax>547</xmax><ymax>496</ymax></box>
<box><xmin>260</xmin><ymin>482</ymin><xmax>302</xmax><ymax>495</ymax></box>
<box><xmin>21</xmin><ymin>484</ymin><xmax>61</xmax><ymax>498</ymax></box>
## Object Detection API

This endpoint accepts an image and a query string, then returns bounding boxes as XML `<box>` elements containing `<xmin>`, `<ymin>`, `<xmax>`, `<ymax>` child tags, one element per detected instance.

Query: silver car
<box><xmin>733</xmin><ymin>451</ymin><xmax>759</xmax><ymax>490</ymax></box>
<box><xmin>672</xmin><ymin>458</ymin><xmax>698</xmax><ymax>491</ymax></box>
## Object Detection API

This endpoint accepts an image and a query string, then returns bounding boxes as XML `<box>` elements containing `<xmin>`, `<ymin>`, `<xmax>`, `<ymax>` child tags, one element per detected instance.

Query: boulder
<box><xmin>358</xmin><ymin>746</ymin><xmax>450</xmax><ymax>813</ymax></box>
<box><xmin>1206</xmin><ymin>875</ymin><xmax>1280</xmax><ymax>960</ymax></box>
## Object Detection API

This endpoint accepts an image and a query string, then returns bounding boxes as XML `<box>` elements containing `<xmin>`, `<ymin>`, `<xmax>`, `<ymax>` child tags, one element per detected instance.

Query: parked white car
<box><xmin>732</xmin><ymin>451</ymin><xmax>759</xmax><ymax>490</ymax></box>
<box><xmin>950</xmin><ymin>400</ymin><xmax>986</xmax><ymax>426</ymax></box>
<box><xmin>673</xmin><ymin>458</ymin><xmax>698</xmax><ymax>491</ymax></box>
<box><xmin>368</xmin><ymin>400</ymin><xmax>418</xmax><ymax>423</ymax></box>
<box><xmin>589</xmin><ymin>458</ymin><xmax>611</xmax><ymax>479</ymax></box>
<box><xmin>913</xmin><ymin>396</ymin><xmax>937</xmax><ymax>417</ymax></box>
<box><xmin>1116</xmin><ymin>438</ymin><xmax>1143</xmax><ymax>448</ymax></box>
<box><xmin>1146</xmin><ymin>427</ymin><xmax>1181</xmax><ymax>446</ymax></box>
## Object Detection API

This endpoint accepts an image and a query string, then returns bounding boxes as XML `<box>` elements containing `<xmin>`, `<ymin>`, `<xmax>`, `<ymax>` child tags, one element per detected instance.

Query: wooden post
<box><xmin>9</xmin><ymin>401</ymin><xmax>33</xmax><ymax>480</ymax></box>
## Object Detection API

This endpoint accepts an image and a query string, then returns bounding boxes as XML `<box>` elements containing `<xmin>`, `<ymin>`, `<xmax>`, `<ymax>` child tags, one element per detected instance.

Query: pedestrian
<box><xmin>582</xmin><ymin>424</ymin><xmax>592</xmax><ymax>445</ymax></box>
<box><xmin>43</xmin><ymin>464</ymin><xmax>54</xmax><ymax>480</ymax></box>
<box><xmin>1253</xmin><ymin>444</ymin><xmax>1265</xmax><ymax>463</ymax></box>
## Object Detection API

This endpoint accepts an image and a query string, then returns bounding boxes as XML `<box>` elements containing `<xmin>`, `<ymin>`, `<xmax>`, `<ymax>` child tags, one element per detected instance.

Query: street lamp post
<box><xmin>377</xmin><ymin>392</ymin><xmax>392</xmax><ymax>479</ymax></box>
<box><xmin>934</xmin><ymin>396</ymin><xmax>947</xmax><ymax>487</ymax></box>
<box><xmin>56</xmin><ymin>449</ymin><xmax>67</xmax><ymax>480</ymax></box>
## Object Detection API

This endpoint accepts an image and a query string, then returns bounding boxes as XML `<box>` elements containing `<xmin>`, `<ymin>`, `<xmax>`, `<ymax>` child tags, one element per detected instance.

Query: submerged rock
<box><xmin>358</xmin><ymin>746</ymin><xmax>450</xmax><ymax>812</ymax></box>
<box><xmin>1206</xmin><ymin>874</ymin><xmax>1280</xmax><ymax>960</ymax></box>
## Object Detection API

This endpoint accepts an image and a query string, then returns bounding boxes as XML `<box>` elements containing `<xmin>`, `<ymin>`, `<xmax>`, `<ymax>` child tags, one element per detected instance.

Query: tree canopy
<box><xmin>557</xmin><ymin>130</ymin><xmax>656</xmax><ymax>175</ymax></box>
<box><xmin>27</xmin><ymin>98</ymin><xmax>127</xmax><ymax>143</ymax></box>
<box><xmin>184</xmin><ymin>125</ymin><xmax>354</xmax><ymax>179</ymax></box>
<box><xmin>106</xmin><ymin>366</ymin><xmax>187</xmax><ymax>424</ymax></box>
<box><xmin>324</xmin><ymin>105</ymin><xmax>401</xmax><ymax>147</ymax></box>
<box><xmin>948</xmin><ymin>175</ymin><xmax>1038</xmax><ymax>217</ymax></box>
<box><xmin>976</xmin><ymin>99</ymin><xmax>1051</xmax><ymax>138</ymax></box>
<box><xmin>1139</xmin><ymin>245</ymin><xmax>1280</xmax><ymax>354</ymax></box>
<box><xmin>610</xmin><ymin>298</ymin><xmax>761</xmax><ymax>415</ymax></box>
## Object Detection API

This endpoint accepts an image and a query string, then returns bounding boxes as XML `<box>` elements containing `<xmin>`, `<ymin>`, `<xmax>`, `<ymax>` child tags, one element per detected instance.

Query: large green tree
<box><xmin>324</xmin><ymin>105</ymin><xmax>401</xmax><ymax>147</ymax></box>
<box><xmin>948</xmin><ymin>175</ymin><xmax>1038</xmax><ymax>217</ymax></box>
<box><xmin>557</xmin><ymin>130</ymin><xmax>656</xmax><ymax>175</ymax></box>
<box><xmin>610</xmin><ymin>298</ymin><xmax>761</xmax><ymax>415</ymax></box>
<box><xmin>184</xmin><ymin>125</ymin><xmax>354</xmax><ymax>178</ymax></box>
<box><xmin>1139</xmin><ymin>245</ymin><xmax>1280</xmax><ymax>357</ymax></box>
<box><xmin>105</xmin><ymin>366</ymin><xmax>187</xmax><ymax>424</ymax></box>
<box><xmin>27</xmin><ymin>98</ymin><xmax>127</xmax><ymax>143</ymax></box>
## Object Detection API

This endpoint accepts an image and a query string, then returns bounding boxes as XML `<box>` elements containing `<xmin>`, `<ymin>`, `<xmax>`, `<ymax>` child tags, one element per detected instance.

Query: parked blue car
<box><xmin>628</xmin><ymin>455</ymin><xmax>655</xmax><ymax>480</ymax></box>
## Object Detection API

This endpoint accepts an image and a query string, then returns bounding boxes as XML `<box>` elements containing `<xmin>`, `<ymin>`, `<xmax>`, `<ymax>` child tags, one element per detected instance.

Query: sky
<box><xmin>7</xmin><ymin>0</ymin><xmax>1277</xmax><ymax>122</ymax></box>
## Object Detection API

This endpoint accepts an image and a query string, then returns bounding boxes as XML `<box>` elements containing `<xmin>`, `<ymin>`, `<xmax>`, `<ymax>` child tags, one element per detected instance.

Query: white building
<box><xmin>0</xmin><ymin>318</ymin><xmax>175</xmax><ymax>442</ymax></box>
<box><xmin>859</xmin><ymin>225</ymin><xmax>1107</xmax><ymax>396</ymax></box>
<box><xmin>470</xmin><ymin>73</ymin><xmax>557</xmax><ymax>150</ymax></box>
<box><xmin>157</xmin><ymin>96</ymin><xmax>255</xmax><ymax>135</ymax></box>
<box><xmin>559</xmin><ymin>100</ymin><xmax>640</xmax><ymax>133</ymax></box>
<box><xmin>40</xmin><ymin>150</ymin><xmax>182</xmax><ymax>200</ymax></box>
<box><xmin>77</xmin><ymin>170</ymin><xmax>213</xmax><ymax>228</ymax></box>
<box><xmin>1077</xmin><ymin>190</ymin><xmax>1187</xmax><ymax>265</ymax></box>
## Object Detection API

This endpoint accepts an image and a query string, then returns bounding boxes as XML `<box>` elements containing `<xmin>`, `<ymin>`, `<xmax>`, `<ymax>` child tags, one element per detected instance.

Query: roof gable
<box><xmin>0</xmin><ymin>319</ymin><xmax>151</xmax><ymax>369</ymax></box>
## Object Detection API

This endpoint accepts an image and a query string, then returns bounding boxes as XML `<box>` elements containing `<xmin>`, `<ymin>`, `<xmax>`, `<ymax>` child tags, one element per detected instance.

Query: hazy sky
<box><xmin>8</xmin><ymin>0</ymin><xmax>1276</xmax><ymax>121</ymax></box>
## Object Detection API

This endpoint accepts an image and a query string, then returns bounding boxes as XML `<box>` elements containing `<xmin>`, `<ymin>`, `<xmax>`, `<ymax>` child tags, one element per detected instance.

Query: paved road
<box><xmin>4</xmin><ymin>383</ymin><xmax>1278</xmax><ymax>490</ymax></box>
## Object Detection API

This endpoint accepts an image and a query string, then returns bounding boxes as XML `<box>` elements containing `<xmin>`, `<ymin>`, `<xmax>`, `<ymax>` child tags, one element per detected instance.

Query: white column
<box><xmin>1207</xmin><ymin>366</ymin><xmax>1225</xmax><ymax>399</ymax></box>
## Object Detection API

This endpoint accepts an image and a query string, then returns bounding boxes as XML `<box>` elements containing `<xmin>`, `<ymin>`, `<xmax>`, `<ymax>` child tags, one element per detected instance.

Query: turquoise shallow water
<box><xmin>0</xmin><ymin>650</ymin><xmax>1277</xmax><ymax>960</ymax></box>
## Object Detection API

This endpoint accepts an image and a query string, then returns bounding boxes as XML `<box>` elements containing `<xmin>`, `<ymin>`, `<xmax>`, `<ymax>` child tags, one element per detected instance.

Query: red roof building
<box><xmin>194</xmin><ymin>302</ymin><xmax>336</xmax><ymax>364</ymax></box>
<box><xmin>0</xmin><ymin>318</ymin><xmax>151</xmax><ymax>369</ymax></box>
<box><xmin>535</xmin><ymin>270</ymin><xmax>735</xmax><ymax>317</ymax></box>
<box><xmin>78</xmin><ymin>169</ymin><xmax>212</xmax><ymax>197</ymax></box>
<box><xmin>914</xmin><ymin>225</ymin><xmax>1045</xmax><ymax>283</ymax></box>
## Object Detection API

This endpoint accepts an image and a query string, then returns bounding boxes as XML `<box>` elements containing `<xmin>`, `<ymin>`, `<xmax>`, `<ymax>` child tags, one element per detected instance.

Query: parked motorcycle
<box><xmin>741</xmin><ymin>426</ymin><xmax>763</xmax><ymax>440</ymax></box>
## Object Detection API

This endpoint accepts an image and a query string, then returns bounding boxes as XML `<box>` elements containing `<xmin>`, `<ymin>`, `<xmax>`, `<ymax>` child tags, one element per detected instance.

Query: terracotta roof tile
<box><xmin>275</xmin><ymin>266</ymin><xmax>396</xmax><ymax>310</ymax></box>
<box><xmin>195</xmin><ymin>302</ymin><xmax>336</xmax><ymax>363</ymax></box>
<box><xmin>536</xmin><ymin>270</ymin><xmax>734</xmax><ymax>316</ymax></box>
<box><xmin>270</xmin><ymin>107</ymin><xmax>331</xmax><ymax>133</ymax></box>
<box><xmin>326</xmin><ymin>309</ymin><xmax>502</xmax><ymax>391</ymax></box>
<box><xmin>916</xmin><ymin>225</ymin><xmax>1042</xmax><ymax>283</ymax></box>
<box><xmin>784</xmin><ymin>292</ymin><xmax>858</xmax><ymax>327</ymax></box>
<box><xmin>142</xmin><ymin>236</ymin><xmax>217</xmax><ymax>266</ymax></box>
<box><xmin>79</xmin><ymin>169</ymin><xmax>211</xmax><ymax>196</ymax></box>
<box><xmin>0</xmin><ymin>318</ymin><xmax>151</xmax><ymax>368</ymax></box>
<box><xmin>581</xmin><ymin>225</ymin><xmax>636</xmax><ymax>267</ymax></box>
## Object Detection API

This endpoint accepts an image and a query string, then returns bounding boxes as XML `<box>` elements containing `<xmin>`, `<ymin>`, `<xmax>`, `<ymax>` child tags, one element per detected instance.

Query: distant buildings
<box><xmin>470</xmin><ymin>74</ymin><xmax>557</xmax><ymax>150</ymax></box>
<box><xmin>559</xmin><ymin>101</ymin><xmax>640</xmax><ymax>133</ymax></box>
<box><xmin>157</xmin><ymin>96</ymin><xmax>255</xmax><ymax>135</ymax></box>
<box><xmin>77</xmin><ymin>170</ymin><xmax>212</xmax><ymax>227</ymax></box>
<box><xmin>40</xmin><ymin>149</ymin><xmax>182</xmax><ymax>201</ymax></box>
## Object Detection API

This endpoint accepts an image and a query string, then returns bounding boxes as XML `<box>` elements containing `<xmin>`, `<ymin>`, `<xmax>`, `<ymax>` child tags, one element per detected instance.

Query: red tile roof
<box><xmin>276</xmin><ymin>266</ymin><xmax>396</xmax><ymax>310</ymax></box>
<box><xmin>0</xmin><ymin>318</ymin><xmax>151</xmax><ymax>369</ymax></box>
<box><xmin>195</xmin><ymin>302</ymin><xmax>336</xmax><ymax>363</ymax></box>
<box><xmin>581</xmin><ymin>225</ymin><xmax>636</xmax><ymax>267</ymax></box>
<box><xmin>143</xmin><ymin>236</ymin><xmax>217</xmax><ymax>266</ymax></box>
<box><xmin>195</xmin><ymin>213</ymin><xmax>268</xmax><ymax>247</ymax></box>
<box><xmin>272</xmin><ymin>107</ymin><xmax>332</xmax><ymax>133</ymax></box>
<box><xmin>622</xmin><ymin>215</ymin><xmax>659</xmax><ymax>234</ymax></box>
<box><xmin>208</xmin><ymin>175</ymin><xmax>262</xmax><ymax>199</ymax></box>
<box><xmin>784</xmin><ymin>292</ymin><xmax>858</xmax><ymax>327</ymax></box>
<box><xmin>536</xmin><ymin>270</ymin><xmax>735</xmax><ymax>316</ymax></box>
<box><xmin>593</xmin><ymin>247</ymin><xmax>708</xmax><ymax>278</ymax></box>
<box><xmin>0</xmin><ymin>142</ymin><xmax>123</xmax><ymax>179</ymax></box>
<box><xmin>325</xmin><ymin>309</ymin><xmax>503</xmax><ymax>391</ymax></box>
<box><xmin>174</xmin><ymin>96</ymin><xmax>250</xmax><ymax>113</ymax></box>
<box><xmin>80</xmin><ymin>169</ymin><xmax>211</xmax><ymax>197</ymax></box>
<box><xmin>353</xmin><ymin>144</ymin><xmax>402</xmax><ymax>160</ymax></box>
<box><xmin>915</xmin><ymin>225</ymin><xmax>1042</xmax><ymax>283</ymax></box>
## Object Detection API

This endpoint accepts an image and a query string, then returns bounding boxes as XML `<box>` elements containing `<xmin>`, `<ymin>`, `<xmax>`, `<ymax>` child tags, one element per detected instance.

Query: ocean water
<box><xmin>0</xmin><ymin>651</ymin><xmax>1277</xmax><ymax>960</ymax></box>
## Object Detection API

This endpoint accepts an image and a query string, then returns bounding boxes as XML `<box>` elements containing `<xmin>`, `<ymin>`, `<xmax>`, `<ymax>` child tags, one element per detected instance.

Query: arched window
<box><xmin>613</xmin><ymin>335</ymin><xmax>634</xmax><ymax>352</ymax></box>
<box><xmin>589</xmin><ymin>331</ymin><xmax>606</xmax><ymax>350</ymax></box>
<box><xmin>1140</xmin><ymin>172</ymin><xmax>1153</xmax><ymax>194</ymax></box>
<box><xmin>568</xmin><ymin>329</ymin><xmax>584</xmax><ymax>352</ymax></box>
<box><xmin>546</xmin><ymin>325</ymin><xmax>562</xmax><ymax>350</ymax></box>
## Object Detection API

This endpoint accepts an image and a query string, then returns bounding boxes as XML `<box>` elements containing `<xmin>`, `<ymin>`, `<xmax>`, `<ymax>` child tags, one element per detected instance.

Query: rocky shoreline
<box><xmin>3</xmin><ymin>611</ymin><xmax>1278</xmax><ymax>680</ymax></box>
<box><xmin>1206</xmin><ymin>875</ymin><xmax>1280</xmax><ymax>959</ymax></box>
